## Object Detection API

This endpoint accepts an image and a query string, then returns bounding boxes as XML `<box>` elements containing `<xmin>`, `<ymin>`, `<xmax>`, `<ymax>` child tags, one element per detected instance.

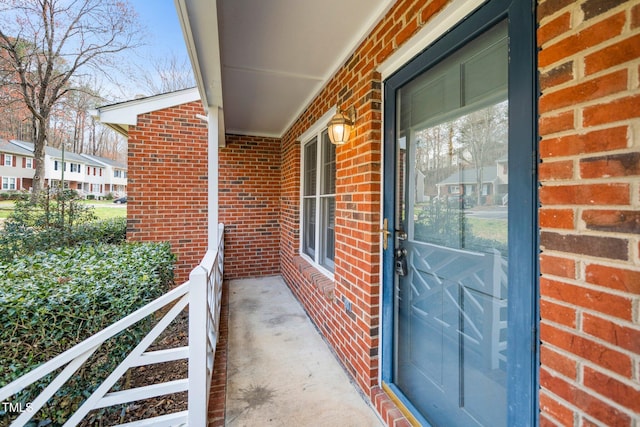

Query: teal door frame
<box><xmin>380</xmin><ymin>0</ymin><xmax>538</xmax><ymax>425</ymax></box>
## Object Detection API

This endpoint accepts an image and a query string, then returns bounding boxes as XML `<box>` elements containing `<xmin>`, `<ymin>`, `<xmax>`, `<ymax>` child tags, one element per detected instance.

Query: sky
<box><xmin>109</xmin><ymin>0</ymin><xmax>194</xmax><ymax>100</ymax></box>
<box><xmin>0</xmin><ymin>0</ymin><xmax>194</xmax><ymax>102</ymax></box>
<box><xmin>129</xmin><ymin>0</ymin><xmax>189</xmax><ymax>60</ymax></box>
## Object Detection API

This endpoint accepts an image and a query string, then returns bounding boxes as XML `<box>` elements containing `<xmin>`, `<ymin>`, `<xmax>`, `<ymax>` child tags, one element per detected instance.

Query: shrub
<box><xmin>68</xmin><ymin>217</ymin><xmax>127</xmax><ymax>245</ymax></box>
<box><xmin>0</xmin><ymin>242</ymin><xmax>175</xmax><ymax>425</ymax></box>
<box><xmin>10</xmin><ymin>188</ymin><xmax>95</xmax><ymax>228</ymax></box>
<box><xmin>0</xmin><ymin>216</ymin><xmax>127</xmax><ymax>260</ymax></box>
<box><xmin>414</xmin><ymin>201</ymin><xmax>507</xmax><ymax>254</ymax></box>
<box><xmin>0</xmin><ymin>191</ymin><xmax>21</xmax><ymax>201</ymax></box>
<box><xmin>0</xmin><ymin>189</ymin><xmax>129</xmax><ymax>260</ymax></box>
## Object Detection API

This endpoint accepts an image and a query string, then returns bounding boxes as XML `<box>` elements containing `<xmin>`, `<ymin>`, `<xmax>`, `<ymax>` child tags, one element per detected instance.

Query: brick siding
<box><xmin>278</xmin><ymin>1</ymin><xmax>457</xmax><ymax>425</ymax></box>
<box><xmin>127</xmin><ymin>101</ymin><xmax>209</xmax><ymax>284</ymax></box>
<box><xmin>127</xmin><ymin>115</ymin><xmax>282</xmax><ymax>283</ymax></box>
<box><xmin>127</xmin><ymin>0</ymin><xmax>640</xmax><ymax>424</ymax></box>
<box><xmin>219</xmin><ymin>134</ymin><xmax>281</xmax><ymax>279</ymax></box>
<box><xmin>276</xmin><ymin>0</ymin><xmax>640</xmax><ymax>425</ymax></box>
<box><xmin>538</xmin><ymin>0</ymin><xmax>640</xmax><ymax>425</ymax></box>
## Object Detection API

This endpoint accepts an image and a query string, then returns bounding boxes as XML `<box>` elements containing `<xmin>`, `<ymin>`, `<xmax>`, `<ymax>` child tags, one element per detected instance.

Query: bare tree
<box><xmin>136</xmin><ymin>53</ymin><xmax>196</xmax><ymax>95</ymax></box>
<box><xmin>457</xmin><ymin>101</ymin><xmax>508</xmax><ymax>205</ymax></box>
<box><xmin>63</xmin><ymin>83</ymin><xmax>104</xmax><ymax>153</ymax></box>
<box><xmin>0</xmin><ymin>0</ymin><xmax>143</xmax><ymax>197</ymax></box>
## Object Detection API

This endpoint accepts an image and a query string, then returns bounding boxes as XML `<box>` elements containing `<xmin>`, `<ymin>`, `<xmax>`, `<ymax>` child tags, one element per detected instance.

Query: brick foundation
<box><xmin>207</xmin><ymin>281</ymin><xmax>228</xmax><ymax>426</ymax></box>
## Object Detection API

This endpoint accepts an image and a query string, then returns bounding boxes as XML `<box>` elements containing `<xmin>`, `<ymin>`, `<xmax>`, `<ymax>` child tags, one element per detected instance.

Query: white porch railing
<box><xmin>0</xmin><ymin>223</ymin><xmax>225</xmax><ymax>427</ymax></box>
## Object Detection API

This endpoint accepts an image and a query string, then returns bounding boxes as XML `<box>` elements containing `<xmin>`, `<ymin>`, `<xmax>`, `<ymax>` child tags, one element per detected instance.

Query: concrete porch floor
<box><xmin>220</xmin><ymin>276</ymin><xmax>384</xmax><ymax>426</ymax></box>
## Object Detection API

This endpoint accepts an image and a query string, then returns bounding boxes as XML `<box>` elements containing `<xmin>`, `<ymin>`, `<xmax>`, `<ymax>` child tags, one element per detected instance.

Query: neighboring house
<box><xmin>436</xmin><ymin>159</ymin><xmax>509</xmax><ymax>206</ymax></box>
<box><xmin>0</xmin><ymin>139</ymin><xmax>127</xmax><ymax>198</ymax></box>
<box><xmin>78</xmin><ymin>154</ymin><xmax>108</xmax><ymax>197</ymax></box>
<box><xmin>0</xmin><ymin>139</ymin><xmax>35</xmax><ymax>191</ymax></box>
<box><xmin>93</xmin><ymin>1</ymin><xmax>640</xmax><ymax>426</ymax></box>
<box><xmin>80</xmin><ymin>154</ymin><xmax>128</xmax><ymax>197</ymax></box>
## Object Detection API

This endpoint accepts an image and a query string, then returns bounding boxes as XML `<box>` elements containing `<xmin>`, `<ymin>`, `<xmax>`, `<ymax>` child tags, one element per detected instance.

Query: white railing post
<box><xmin>217</xmin><ymin>223</ymin><xmax>224</xmax><ymax>278</ymax></box>
<box><xmin>188</xmin><ymin>264</ymin><xmax>208</xmax><ymax>427</ymax></box>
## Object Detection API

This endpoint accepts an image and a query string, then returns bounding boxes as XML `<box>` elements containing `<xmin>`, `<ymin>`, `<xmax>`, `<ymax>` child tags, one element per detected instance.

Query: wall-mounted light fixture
<box><xmin>327</xmin><ymin>105</ymin><xmax>356</xmax><ymax>145</ymax></box>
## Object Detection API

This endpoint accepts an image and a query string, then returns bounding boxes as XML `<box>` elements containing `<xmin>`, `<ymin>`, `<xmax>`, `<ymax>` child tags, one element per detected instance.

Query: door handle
<box><xmin>380</xmin><ymin>218</ymin><xmax>391</xmax><ymax>250</ymax></box>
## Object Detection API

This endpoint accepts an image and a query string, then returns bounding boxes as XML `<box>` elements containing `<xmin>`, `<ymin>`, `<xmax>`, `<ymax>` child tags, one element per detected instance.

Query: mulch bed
<box><xmin>79</xmin><ymin>310</ymin><xmax>190</xmax><ymax>426</ymax></box>
<box><xmin>16</xmin><ymin>281</ymin><xmax>230</xmax><ymax>426</ymax></box>
<box><xmin>78</xmin><ymin>280</ymin><xmax>230</xmax><ymax>427</ymax></box>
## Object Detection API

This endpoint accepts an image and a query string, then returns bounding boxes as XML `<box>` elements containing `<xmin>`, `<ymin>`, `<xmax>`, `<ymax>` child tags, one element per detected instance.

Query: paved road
<box><xmin>465</xmin><ymin>207</ymin><xmax>507</xmax><ymax>220</ymax></box>
<box><xmin>87</xmin><ymin>203</ymin><xmax>126</xmax><ymax>208</ymax></box>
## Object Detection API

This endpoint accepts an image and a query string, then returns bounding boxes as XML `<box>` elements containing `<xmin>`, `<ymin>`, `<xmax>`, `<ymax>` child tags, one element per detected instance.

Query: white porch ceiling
<box><xmin>175</xmin><ymin>0</ymin><xmax>394</xmax><ymax>138</ymax></box>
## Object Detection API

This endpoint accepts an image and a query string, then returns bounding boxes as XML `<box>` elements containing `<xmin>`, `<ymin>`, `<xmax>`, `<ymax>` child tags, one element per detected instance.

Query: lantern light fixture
<box><xmin>327</xmin><ymin>105</ymin><xmax>356</xmax><ymax>145</ymax></box>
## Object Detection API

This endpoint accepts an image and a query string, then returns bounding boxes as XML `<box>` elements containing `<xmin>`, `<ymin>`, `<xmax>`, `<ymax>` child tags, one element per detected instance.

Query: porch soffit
<box><xmin>175</xmin><ymin>0</ymin><xmax>395</xmax><ymax>138</ymax></box>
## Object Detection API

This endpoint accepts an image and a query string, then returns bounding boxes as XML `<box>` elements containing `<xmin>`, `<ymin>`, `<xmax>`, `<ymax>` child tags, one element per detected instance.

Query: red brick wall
<box><xmin>127</xmin><ymin>101</ymin><xmax>208</xmax><ymax>284</ymax></box>
<box><xmin>123</xmin><ymin>0</ymin><xmax>639</xmax><ymax>424</ymax></box>
<box><xmin>538</xmin><ymin>1</ymin><xmax>640</xmax><ymax>425</ymax></box>
<box><xmin>127</xmin><ymin>108</ymin><xmax>281</xmax><ymax>283</ymax></box>
<box><xmin>279</xmin><ymin>53</ymin><xmax>383</xmax><ymax>405</ymax></box>
<box><xmin>219</xmin><ymin>134</ymin><xmax>281</xmax><ymax>279</ymax></box>
<box><xmin>278</xmin><ymin>2</ymin><xmax>459</xmax><ymax>426</ymax></box>
<box><xmin>277</xmin><ymin>0</ymin><xmax>640</xmax><ymax>425</ymax></box>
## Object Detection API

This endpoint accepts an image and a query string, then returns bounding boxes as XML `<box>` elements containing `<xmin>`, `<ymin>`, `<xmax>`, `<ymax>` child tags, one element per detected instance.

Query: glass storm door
<box><xmin>381</xmin><ymin>1</ymin><xmax>537</xmax><ymax>426</ymax></box>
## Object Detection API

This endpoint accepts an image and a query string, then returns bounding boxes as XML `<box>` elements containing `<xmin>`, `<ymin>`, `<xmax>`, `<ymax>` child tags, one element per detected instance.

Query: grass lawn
<box><xmin>0</xmin><ymin>200</ymin><xmax>15</xmax><ymax>219</ymax></box>
<box><xmin>467</xmin><ymin>217</ymin><xmax>507</xmax><ymax>245</ymax></box>
<box><xmin>0</xmin><ymin>199</ymin><xmax>126</xmax><ymax>220</ymax></box>
<box><xmin>80</xmin><ymin>200</ymin><xmax>127</xmax><ymax>220</ymax></box>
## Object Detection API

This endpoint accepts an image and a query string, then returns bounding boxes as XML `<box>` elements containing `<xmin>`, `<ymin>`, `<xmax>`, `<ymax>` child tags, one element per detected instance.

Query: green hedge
<box><xmin>0</xmin><ymin>191</ymin><xmax>22</xmax><ymax>200</ymax></box>
<box><xmin>0</xmin><ymin>217</ymin><xmax>127</xmax><ymax>261</ymax></box>
<box><xmin>0</xmin><ymin>242</ymin><xmax>175</xmax><ymax>425</ymax></box>
<box><xmin>67</xmin><ymin>217</ymin><xmax>127</xmax><ymax>245</ymax></box>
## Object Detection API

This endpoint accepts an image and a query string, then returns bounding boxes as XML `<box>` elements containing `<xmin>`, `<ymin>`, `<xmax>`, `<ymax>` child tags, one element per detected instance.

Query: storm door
<box><xmin>381</xmin><ymin>1</ymin><xmax>537</xmax><ymax>426</ymax></box>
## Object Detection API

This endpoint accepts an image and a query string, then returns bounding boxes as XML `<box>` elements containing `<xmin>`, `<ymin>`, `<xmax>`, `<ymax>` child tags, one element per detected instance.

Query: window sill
<box><xmin>292</xmin><ymin>256</ymin><xmax>335</xmax><ymax>301</ymax></box>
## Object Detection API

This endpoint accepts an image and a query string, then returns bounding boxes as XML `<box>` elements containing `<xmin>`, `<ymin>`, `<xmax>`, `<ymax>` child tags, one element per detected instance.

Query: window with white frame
<box><xmin>25</xmin><ymin>158</ymin><xmax>32</xmax><ymax>168</ymax></box>
<box><xmin>4</xmin><ymin>154</ymin><xmax>13</xmax><ymax>167</ymax></box>
<box><xmin>70</xmin><ymin>163</ymin><xmax>80</xmax><ymax>173</ymax></box>
<box><xmin>2</xmin><ymin>177</ymin><xmax>16</xmax><ymax>190</ymax></box>
<box><xmin>301</xmin><ymin>129</ymin><xmax>336</xmax><ymax>272</ymax></box>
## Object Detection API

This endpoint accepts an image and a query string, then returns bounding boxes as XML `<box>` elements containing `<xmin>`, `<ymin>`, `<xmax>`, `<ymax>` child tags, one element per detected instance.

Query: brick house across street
<box><xmin>91</xmin><ymin>0</ymin><xmax>640</xmax><ymax>425</ymax></box>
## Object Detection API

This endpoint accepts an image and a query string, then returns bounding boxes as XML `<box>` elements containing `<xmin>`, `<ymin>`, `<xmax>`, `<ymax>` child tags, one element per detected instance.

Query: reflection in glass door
<box><xmin>382</xmin><ymin>1</ymin><xmax>536</xmax><ymax>425</ymax></box>
<box><xmin>394</xmin><ymin>21</ymin><xmax>510</xmax><ymax>427</ymax></box>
